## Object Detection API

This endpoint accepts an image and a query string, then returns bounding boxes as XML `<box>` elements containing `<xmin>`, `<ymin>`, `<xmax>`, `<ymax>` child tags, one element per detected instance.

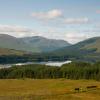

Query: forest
<box><xmin>0</xmin><ymin>55</ymin><xmax>69</xmax><ymax>64</ymax></box>
<box><xmin>0</xmin><ymin>62</ymin><xmax>100</xmax><ymax>80</ymax></box>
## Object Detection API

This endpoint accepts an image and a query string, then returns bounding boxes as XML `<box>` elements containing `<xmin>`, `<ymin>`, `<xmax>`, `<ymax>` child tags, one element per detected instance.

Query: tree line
<box><xmin>0</xmin><ymin>55</ymin><xmax>68</xmax><ymax>64</ymax></box>
<box><xmin>0</xmin><ymin>62</ymin><xmax>100</xmax><ymax>80</ymax></box>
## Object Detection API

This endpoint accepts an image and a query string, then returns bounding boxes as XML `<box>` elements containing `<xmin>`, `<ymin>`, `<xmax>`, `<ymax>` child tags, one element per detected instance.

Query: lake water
<box><xmin>0</xmin><ymin>60</ymin><xmax>72</xmax><ymax>68</ymax></box>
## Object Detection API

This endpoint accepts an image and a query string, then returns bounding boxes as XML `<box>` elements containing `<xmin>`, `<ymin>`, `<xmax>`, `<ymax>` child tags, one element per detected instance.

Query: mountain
<box><xmin>0</xmin><ymin>34</ymin><xmax>39</xmax><ymax>53</ymax></box>
<box><xmin>81</xmin><ymin>37</ymin><xmax>100</xmax><ymax>52</ymax></box>
<box><xmin>21</xmin><ymin>36</ymin><xmax>70</xmax><ymax>52</ymax></box>
<box><xmin>0</xmin><ymin>48</ymin><xmax>26</xmax><ymax>55</ymax></box>
<box><xmin>51</xmin><ymin>37</ymin><xmax>100</xmax><ymax>62</ymax></box>
<box><xmin>0</xmin><ymin>35</ymin><xmax>100</xmax><ymax>62</ymax></box>
<box><xmin>0</xmin><ymin>34</ymin><xmax>70</xmax><ymax>53</ymax></box>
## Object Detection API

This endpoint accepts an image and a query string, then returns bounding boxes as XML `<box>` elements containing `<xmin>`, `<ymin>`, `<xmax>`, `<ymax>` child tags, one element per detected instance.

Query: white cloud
<box><xmin>31</xmin><ymin>9</ymin><xmax>62</xmax><ymax>20</ymax></box>
<box><xmin>64</xmin><ymin>18</ymin><xmax>89</xmax><ymax>24</ymax></box>
<box><xmin>31</xmin><ymin>9</ymin><xmax>90</xmax><ymax>26</ymax></box>
<box><xmin>0</xmin><ymin>24</ymin><xmax>100</xmax><ymax>44</ymax></box>
<box><xmin>65</xmin><ymin>32</ymin><xmax>89</xmax><ymax>44</ymax></box>
<box><xmin>0</xmin><ymin>24</ymin><xmax>33</xmax><ymax>33</ymax></box>
<box><xmin>65</xmin><ymin>29</ymin><xmax>100</xmax><ymax>44</ymax></box>
<box><xmin>0</xmin><ymin>24</ymin><xmax>35</xmax><ymax>37</ymax></box>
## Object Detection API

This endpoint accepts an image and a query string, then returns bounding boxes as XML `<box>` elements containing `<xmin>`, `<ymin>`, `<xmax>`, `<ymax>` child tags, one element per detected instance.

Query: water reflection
<box><xmin>0</xmin><ymin>60</ymin><xmax>72</xmax><ymax>68</ymax></box>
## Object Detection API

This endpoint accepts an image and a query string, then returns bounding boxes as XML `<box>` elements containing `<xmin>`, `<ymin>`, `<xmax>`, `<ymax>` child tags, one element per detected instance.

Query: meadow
<box><xmin>0</xmin><ymin>79</ymin><xmax>100</xmax><ymax>100</ymax></box>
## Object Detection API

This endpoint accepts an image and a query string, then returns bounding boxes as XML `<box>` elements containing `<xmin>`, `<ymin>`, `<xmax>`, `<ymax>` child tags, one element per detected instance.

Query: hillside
<box><xmin>21</xmin><ymin>36</ymin><xmax>70</xmax><ymax>52</ymax></box>
<box><xmin>0</xmin><ymin>34</ymin><xmax>38</xmax><ymax>53</ymax></box>
<box><xmin>0</xmin><ymin>48</ymin><xmax>25</xmax><ymax>55</ymax></box>
<box><xmin>51</xmin><ymin>37</ymin><xmax>100</xmax><ymax>62</ymax></box>
<box><xmin>0</xmin><ymin>34</ymin><xmax>100</xmax><ymax>62</ymax></box>
<box><xmin>82</xmin><ymin>37</ymin><xmax>100</xmax><ymax>52</ymax></box>
<box><xmin>0</xmin><ymin>34</ymin><xmax>70</xmax><ymax>53</ymax></box>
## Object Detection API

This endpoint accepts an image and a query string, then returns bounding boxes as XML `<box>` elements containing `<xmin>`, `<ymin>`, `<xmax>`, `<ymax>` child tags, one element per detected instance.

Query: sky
<box><xmin>0</xmin><ymin>0</ymin><xmax>100</xmax><ymax>44</ymax></box>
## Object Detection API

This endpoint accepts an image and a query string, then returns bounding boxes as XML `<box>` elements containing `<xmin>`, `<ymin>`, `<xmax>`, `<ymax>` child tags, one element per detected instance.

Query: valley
<box><xmin>0</xmin><ymin>0</ymin><xmax>99</xmax><ymax>100</ymax></box>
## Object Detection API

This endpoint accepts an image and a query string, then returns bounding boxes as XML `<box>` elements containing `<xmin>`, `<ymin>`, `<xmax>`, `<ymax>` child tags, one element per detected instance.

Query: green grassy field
<box><xmin>0</xmin><ymin>79</ymin><xmax>100</xmax><ymax>100</ymax></box>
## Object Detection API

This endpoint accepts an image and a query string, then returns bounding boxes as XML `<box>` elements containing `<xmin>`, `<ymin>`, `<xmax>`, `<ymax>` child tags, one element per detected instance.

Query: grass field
<box><xmin>0</xmin><ymin>79</ymin><xmax>100</xmax><ymax>100</ymax></box>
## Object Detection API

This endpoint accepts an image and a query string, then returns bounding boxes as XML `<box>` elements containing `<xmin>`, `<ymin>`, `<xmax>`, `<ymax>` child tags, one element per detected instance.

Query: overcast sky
<box><xmin>0</xmin><ymin>0</ymin><xmax>100</xmax><ymax>44</ymax></box>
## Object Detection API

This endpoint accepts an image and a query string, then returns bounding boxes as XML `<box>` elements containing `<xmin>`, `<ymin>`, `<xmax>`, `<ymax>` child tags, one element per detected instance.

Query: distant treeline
<box><xmin>0</xmin><ymin>55</ymin><xmax>68</xmax><ymax>64</ymax></box>
<box><xmin>0</xmin><ymin>62</ymin><xmax>100</xmax><ymax>80</ymax></box>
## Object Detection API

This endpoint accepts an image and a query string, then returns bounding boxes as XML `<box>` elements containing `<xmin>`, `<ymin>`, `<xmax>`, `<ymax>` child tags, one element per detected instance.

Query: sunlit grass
<box><xmin>0</xmin><ymin>79</ymin><xmax>100</xmax><ymax>100</ymax></box>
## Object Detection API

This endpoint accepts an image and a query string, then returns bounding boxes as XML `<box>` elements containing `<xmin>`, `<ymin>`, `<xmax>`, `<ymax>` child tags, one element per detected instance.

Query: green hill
<box><xmin>0</xmin><ymin>34</ymin><xmax>39</xmax><ymax>53</ymax></box>
<box><xmin>51</xmin><ymin>37</ymin><xmax>100</xmax><ymax>62</ymax></box>
<box><xmin>21</xmin><ymin>36</ymin><xmax>70</xmax><ymax>52</ymax></box>
<box><xmin>82</xmin><ymin>37</ymin><xmax>100</xmax><ymax>52</ymax></box>
<box><xmin>0</xmin><ymin>34</ymin><xmax>70</xmax><ymax>53</ymax></box>
<box><xmin>0</xmin><ymin>48</ymin><xmax>25</xmax><ymax>55</ymax></box>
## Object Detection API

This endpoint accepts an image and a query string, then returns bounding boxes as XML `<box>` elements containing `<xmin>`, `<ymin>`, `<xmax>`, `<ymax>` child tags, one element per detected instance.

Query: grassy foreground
<box><xmin>0</xmin><ymin>79</ymin><xmax>100</xmax><ymax>100</ymax></box>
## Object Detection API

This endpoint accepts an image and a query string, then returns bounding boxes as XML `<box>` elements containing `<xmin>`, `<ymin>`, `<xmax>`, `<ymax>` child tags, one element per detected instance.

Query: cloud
<box><xmin>65</xmin><ymin>32</ymin><xmax>88</xmax><ymax>44</ymax></box>
<box><xmin>0</xmin><ymin>25</ymin><xmax>33</xmax><ymax>33</ymax></box>
<box><xmin>65</xmin><ymin>28</ymin><xmax>100</xmax><ymax>44</ymax></box>
<box><xmin>64</xmin><ymin>18</ymin><xmax>89</xmax><ymax>24</ymax></box>
<box><xmin>31</xmin><ymin>9</ymin><xmax>90</xmax><ymax>26</ymax></box>
<box><xmin>0</xmin><ymin>24</ymin><xmax>35</xmax><ymax>37</ymax></box>
<box><xmin>0</xmin><ymin>24</ymin><xmax>100</xmax><ymax>44</ymax></box>
<box><xmin>31</xmin><ymin>9</ymin><xmax>62</xmax><ymax>20</ymax></box>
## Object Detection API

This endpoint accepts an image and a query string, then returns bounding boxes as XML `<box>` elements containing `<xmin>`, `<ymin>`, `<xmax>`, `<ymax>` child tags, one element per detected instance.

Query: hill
<box><xmin>82</xmin><ymin>37</ymin><xmax>100</xmax><ymax>52</ymax></box>
<box><xmin>0</xmin><ymin>34</ymin><xmax>38</xmax><ymax>53</ymax></box>
<box><xmin>0</xmin><ymin>48</ymin><xmax>25</xmax><ymax>55</ymax></box>
<box><xmin>21</xmin><ymin>36</ymin><xmax>70</xmax><ymax>52</ymax></box>
<box><xmin>0</xmin><ymin>34</ymin><xmax>70</xmax><ymax>53</ymax></box>
<box><xmin>51</xmin><ymin>37</ymin><xmax>100</xmax><ymax>62</ymax></box>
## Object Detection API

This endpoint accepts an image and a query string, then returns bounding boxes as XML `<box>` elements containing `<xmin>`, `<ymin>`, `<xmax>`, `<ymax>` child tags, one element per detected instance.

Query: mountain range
<box><xmin>21</xmin><ymin>36</ymin><xmax>70</xmax><ymax>52</ymax></box>
<box><xmin>0</xmin><ymin>34</ymin><xmax>100</xmax><ymax>62</ymax></box>
<box><xmin>0</xmin><ymin>34</ymin><xmax>70</xmax><ymax>54</ymax></box>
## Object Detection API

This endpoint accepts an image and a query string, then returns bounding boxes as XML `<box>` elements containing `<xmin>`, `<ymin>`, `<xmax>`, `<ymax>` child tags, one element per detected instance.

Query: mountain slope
<box><xmin>0</xmin><ymin>34</ymin><xmax>39</xmax><ymax>52</ymax></box>
<box><xmin>51</xmin><ymin>37</ymin><xmax>100</xmax><ymax>62</ymax></box>
<box><xmin>0</xmin><ymin>34</ymin><xmax>70</xmax><ymax>53</ymax></box>
<box><xmin>82</xmin><ymin>37</ymin><xmax>100</xmax><ymax>52</ymax></box>
<box><xmin>0</xmin><ymin>48</ymin><xmax>26</xmax><ymax>55</ymax></box>
<box><xmin>21</xmin><ymin>36</ymin><xmax>70</xmax><ymax>52</ymax></box>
